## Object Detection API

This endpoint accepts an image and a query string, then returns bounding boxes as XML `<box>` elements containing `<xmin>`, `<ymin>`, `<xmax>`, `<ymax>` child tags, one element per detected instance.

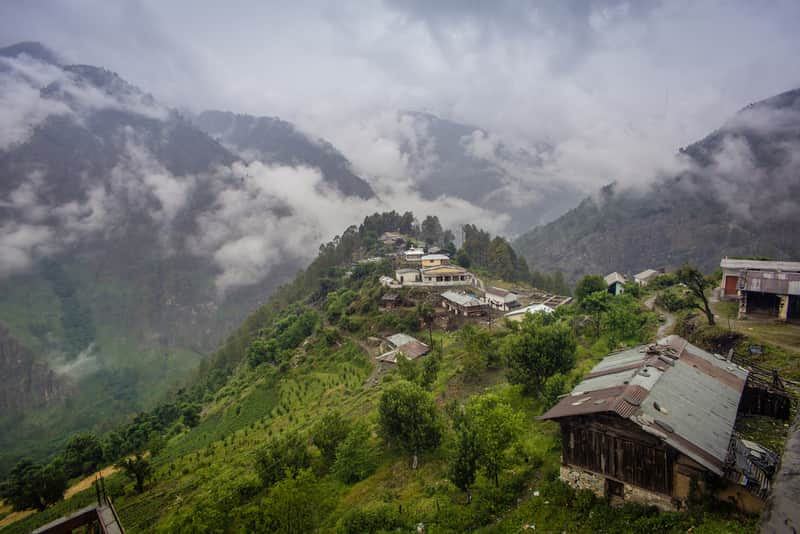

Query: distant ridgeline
<box><xmin>515</xmin><ymin>88</ymin><xmax>800</xmax><ymax>281</ymax></box>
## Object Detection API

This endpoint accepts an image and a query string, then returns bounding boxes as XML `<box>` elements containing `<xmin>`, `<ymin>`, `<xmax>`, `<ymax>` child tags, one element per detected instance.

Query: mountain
<box><xmin>0</xmin><ymin>42</ymin><xmax>371</xmax><ymax>472</ymax></box>
<box><xmin>193</xmin><ymin>110</ymin><xmax>375</xmax><ymax>199</ymax></box>
<box><xmin>514</xmin><ymin>88</ymin><xmax>800</xmax><ymax>281</ymax></box>
<box><xmin>393</xmin><ymin>110</ymin><xmax>582</xmax><ymax>233</ymax></box>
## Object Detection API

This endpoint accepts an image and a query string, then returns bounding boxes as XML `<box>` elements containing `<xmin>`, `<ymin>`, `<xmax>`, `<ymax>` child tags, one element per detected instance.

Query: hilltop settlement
<box><xmin>3</xmin><ymin>213</ymin><xmax>799</xmax><ymax>534</ymax></box>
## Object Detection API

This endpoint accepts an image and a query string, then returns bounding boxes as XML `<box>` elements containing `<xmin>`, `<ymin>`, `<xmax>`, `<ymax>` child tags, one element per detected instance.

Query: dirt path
<box><xmin>0</xmin><ymin>507</ymin><xmax>34</xmax><ymax>529</ymax></box>
<box><xmin>64</xmin><ymin>465</ymin><xmax>120</xmax><ymax>499</ymax></box>
<box><xmin>645</xmin><ymin>295</ymin><xmax>676</xmax><ymax>339</ymax></box>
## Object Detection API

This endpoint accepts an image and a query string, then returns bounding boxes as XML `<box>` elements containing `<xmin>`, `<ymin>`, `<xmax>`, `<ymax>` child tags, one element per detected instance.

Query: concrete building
<box><xmin>395</xmin><ymin>268</ymin><xmax>421</xmax><ymax>285</ymax></box>
<box><xmin>484</xmin><ymin>287</ymin><xmax>520</xmax><ymax>311</ymax></box>
<box><xmin>404</xmin><ymin>247</ymin><xmax>426</xmax><ymax>262</ymax></box>
<box><xmin>539</xmin><ymin>336</ymin><xmax>778</xmax><ymax>513</ymax></box>
<box><xmin>440</xmin><ymin>290</ymin><xmax>487</xmax><ymax>317</ymax></box>
<box><xmin>719</xmin><ymin>258</ymin><xmax>800</xmax><ymax>322</ymax></box>
<box><xmin>420</xmin><ymin>265</ymin><xmax>476</xmax><ymax>286</ymax></box>
<box><xmin>421</xmin><ymin>253</ymin><xmax>450</xmax><ymax>268</ymax></box>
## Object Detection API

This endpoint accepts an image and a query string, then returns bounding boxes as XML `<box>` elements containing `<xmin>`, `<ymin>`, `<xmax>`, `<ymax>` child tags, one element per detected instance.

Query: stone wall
<box><xmin>560</xmin><ymin>465</ymin><xmax>676</xmax><ymax>511</ymax></box>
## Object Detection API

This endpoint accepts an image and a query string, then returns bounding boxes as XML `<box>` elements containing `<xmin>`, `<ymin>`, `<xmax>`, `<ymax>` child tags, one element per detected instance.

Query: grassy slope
<box><xmin>4</xmin><ymin>277</ymin><xmax>777</xmax><ymax>533</ymax></box>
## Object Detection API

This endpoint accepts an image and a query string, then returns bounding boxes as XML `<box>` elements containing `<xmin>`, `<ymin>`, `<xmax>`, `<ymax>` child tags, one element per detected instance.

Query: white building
<box><xmin>484</xmin><ymin>286</ymin><xmax>520</xmax><ymax>311</ymax></box>
<box><xmin>404</xmin><ymin>248</ymin><xmax>426</xmax><ymax>262</ymax></box>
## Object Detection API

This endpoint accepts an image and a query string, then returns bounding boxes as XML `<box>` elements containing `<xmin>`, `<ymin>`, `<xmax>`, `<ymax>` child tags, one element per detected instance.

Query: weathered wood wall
<box><xmin>561</xmin><ymin>415</ymin><xmax>673</xmax><ymax>495</ymax></box>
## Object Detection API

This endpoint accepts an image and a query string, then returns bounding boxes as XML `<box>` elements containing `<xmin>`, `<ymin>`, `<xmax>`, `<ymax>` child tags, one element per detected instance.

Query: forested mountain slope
<box><xmin>514</xmin><ymin>88</ymin><xmax>800</xmax><ymax>280</ymax></box>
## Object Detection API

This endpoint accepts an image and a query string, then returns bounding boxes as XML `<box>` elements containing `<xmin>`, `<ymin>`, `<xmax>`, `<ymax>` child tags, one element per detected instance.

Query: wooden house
<box><xmin>539</xmin><ymin>335</ymin><xmax>777</xmax><ymax>513</ymax></box>
<box><xmin>440</xmin><ymin>290</ymin><xmax>487</xmax><ymax>317</ymax></box>
<box><xmin>381</xmin><ymin>293</ymin><xmax>401</xmax><ymax>309</ymax></box>
<box><xmin>604</xmin><ymin>272</ymin><xmax>627</xmax><ymax>295</ymax></box>
<box><xmin>719</xmin><ymin>257</ymin><xmax>800</xmax><ymax>322</ymax></box>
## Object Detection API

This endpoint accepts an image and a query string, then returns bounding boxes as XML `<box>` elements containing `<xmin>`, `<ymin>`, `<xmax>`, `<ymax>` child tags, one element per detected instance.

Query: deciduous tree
<box><xmin>378</xmin><ymin>381</ymin><xmax>442</xmax><ymax>468</ymax></box>
<box><xmin>676</xmin><ymin>264</ymin><xmax>716</xmax><ymax>325</ymax></box>
<box><xmin>501</xmin><ymin>315</ymin><xmax>576</xmax><ymax>395</ymax></box>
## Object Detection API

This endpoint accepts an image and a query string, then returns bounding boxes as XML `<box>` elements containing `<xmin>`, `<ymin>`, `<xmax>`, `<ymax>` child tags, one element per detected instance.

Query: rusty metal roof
<box><xmin>539</xmin><ymin>335</ymin><xmax>749</xmax><ymax>476</ymax></box>
<box><xmin>720</xmin><ymin>257</ymin><xmax>800</xmax><ymax>272</ymax></box>
<box><xmin>741</xmin><ymin>270</ymin><xmax>800</xmax><ymax>296</ymax></box>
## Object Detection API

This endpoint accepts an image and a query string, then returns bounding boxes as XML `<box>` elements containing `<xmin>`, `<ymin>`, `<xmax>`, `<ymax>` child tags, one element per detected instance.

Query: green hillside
<box><xmin>3</xmin><ymin>213</ymin><xmax>776</xmax><ymax>534</ymax></box>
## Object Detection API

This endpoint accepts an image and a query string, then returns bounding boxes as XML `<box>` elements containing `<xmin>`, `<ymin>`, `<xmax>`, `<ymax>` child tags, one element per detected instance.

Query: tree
<box><xmin>254</xmin><ymin>432</ymin><xmax>311</xmax><ymax>487</ymax></box>
<box><xmin>333</xmin><ymin>423</ymin><xmax>376</xmax><ymax>484</ymax></box>
<box><xmin>420</xmin><ymin>215</ymin><xmax>444</xmax><ymax>245</ymax></box>
<box><xmin>378</xmin><ymin>381</ymin><xmax>442</xmax><ymax>468</ymax></box>
<box><xmin>312</xmin><ymin>411</ymin><xmax>351</xmax><ymax>467</ymax></box>
<box><xmin>676</xmin><ymin>264</ymin><xmax>716</xmax><ymax>325</ymax></box>
<box><xmin>420</xmin><ymin>352</ymin><xmax>441</xmax><ymax>389</ymax></box>
<box><xmin>182</xmin><ymin>403</ymin><xmax>201</xmax><ymax>427</ymax></box>
<box><xmin>501</xmin><ymin>315</ymin><xmax>576</xmax><ymax>395</ymax></box>
<box><xmin>603</xmin><ymin>295</ymin><xmax>645</xmax><ymax>345</ymax></box>
<box><xmin>468</xmin><ymin>395</ymin><xmax>523</xmax><ymax>487</ymax></box>
<box><xmin>63</xmin><ymin>433</ymin><xmax>104</xmax><ymax>478</ymax></box>
<box><xmin>257</xmin><ymin>469</ymin><xmax>328</xmax><ymax>534</ymax></box>
<box><xmin>582</xmin><ymin>290</ymin><xmax>611</xmax><ymax>338</ymax></box>
<box><xmin>575</xmin><ymin>275</ymin><xmax>607</xmax><ymax>303</ymax></box>
<box><xmin>118</xmin><ymin>453</ymin><xmax>152</xmax><ymax>494</ymax></box>
<box><xmin>396</xmin><ymin>355</ymin><xmax>420</xmax><ymax>383</ymax></box>
<box><xmin>450</xmin><ymin>423</ymin><xmax>481</xmax><ymax>502</ymax></box>
<box><xmin>416</xmin><ymin>302</ymin><xmax>435</xmax><ymax>348</ymax></box>
<box><xmin>0</xmin><ymin>459</ymin><xmax>67</xmax><ymax>511</ymax></box>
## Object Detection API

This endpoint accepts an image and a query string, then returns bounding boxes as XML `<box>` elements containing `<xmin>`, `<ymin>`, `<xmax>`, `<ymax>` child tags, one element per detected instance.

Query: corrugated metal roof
<box><xmin>421</xmin><ymin>254</ymin><xmax>450</xmax><ymax>261</ymax></box>
<box><xmin>604</xmin><ymin>272</ymin><xmax>627</xmax><ymax>285</ymax></box>
<box><xmin>441</xmin><ymin>290</ymin><xmax>483</xmax><ymax>307</ymax></box>
<box><xmin>387</xmin><ymin>333</ymin><xmax>419</xmax><ymax>347</ymax></box>
<box><xmin>634</xmin><ymin>269</ymin><xmax>660</xmax><ymax>281</ymax></box>
<box><xmin>539</xmin><ymin>335</ymin><xmax>749</xmax><ymax>476</ymax></box>
<box><xmin>741</xmin><ymin>271</ymin><xmax>800</xmax><ymax>296</ymax></box>
<box><xmin>720</xmin><ymin>258</ymin><xmax>800</xmax><ymax>272</ymax></box>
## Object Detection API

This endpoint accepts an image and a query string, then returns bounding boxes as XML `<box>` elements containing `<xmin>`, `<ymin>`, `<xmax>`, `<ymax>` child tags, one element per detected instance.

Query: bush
<box><xmin>337</xmin><ymin>503</ymin><xmax>407</xmax><ymax>534</ymax></box>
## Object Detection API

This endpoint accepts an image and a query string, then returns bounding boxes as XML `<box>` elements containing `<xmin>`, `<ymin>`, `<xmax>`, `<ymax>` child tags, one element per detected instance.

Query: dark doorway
<box><xmin>746</xmin><ymin>292</ymin><xmax>780</xmax><ymax>315</ymax></box>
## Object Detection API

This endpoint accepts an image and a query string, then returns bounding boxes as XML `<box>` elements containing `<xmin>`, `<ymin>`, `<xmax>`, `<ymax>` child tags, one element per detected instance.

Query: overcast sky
<box><xmin>3</xmin><ymin>0</ymin><xmax>799</xmax><ymax>152</ymax></box>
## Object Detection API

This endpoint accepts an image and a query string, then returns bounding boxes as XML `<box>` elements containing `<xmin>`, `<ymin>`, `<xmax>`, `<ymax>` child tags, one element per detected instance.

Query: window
<box><xmin>606</xmin><ymin>478</ymin><xmax>624</xmax><ymax>498</ymax></box>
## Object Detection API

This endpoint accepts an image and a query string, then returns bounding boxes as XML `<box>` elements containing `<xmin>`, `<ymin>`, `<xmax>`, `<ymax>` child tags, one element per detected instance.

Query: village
<box><xmin>364</xmin><ymin>233</ymin><xmax>799</xmax><ymax>524</ymax></box>
<box><xmin>8</xmin><ymin>225</ymin><xmax>800</xmax><ymax>533</ymax></box>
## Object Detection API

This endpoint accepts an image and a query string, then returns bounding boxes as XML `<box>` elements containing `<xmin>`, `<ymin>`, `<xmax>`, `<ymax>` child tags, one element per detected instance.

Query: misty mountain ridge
<box><xmin>391</xmin><ymin>110</ymin><xmax>582</xmax><ymax>233</ymax></box>
<box><xmin>514</xmin><ymin>87</ymin><xmax>800</xmax><ymax>280</ymax></box>
<box><xmin>193</xmin><ymin>110</ymin><xmax>375</xmax><ymax>199</ymax></box>
<box><xmin>0</xmin><ymin>41</ymin><xmax>374</xmax><ymax>467</ymax></box>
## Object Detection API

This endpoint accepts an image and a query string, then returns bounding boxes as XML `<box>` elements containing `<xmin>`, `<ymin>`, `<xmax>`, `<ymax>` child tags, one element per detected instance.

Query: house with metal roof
<box><xmin>634</xmin><ymin>269</ymin><xmax>661</xmax><ymax>286</ymax></box>
<box><xmin>377</xmin><ymin>333</ymin><xmax>430</xmax><ymax>364</ymax></box>
<box><xmin>539</xmin><ymin>335</ymin><xmax>777</xmax><ymax>512</ymax></box>
<box><xmin>404</xmin><ymin>247</ymin><xmax>426</xmax><ymax>262</ymax></box>
<box><xmin>440</xmin><ymin>290</ymin><xmax>487</xmax><ymax>317</ymax></box>
<box><xmin>484</xmin><ymin>286</ymin><xmax>520</xmax><ymax>311</ymax></box>
<box><xmin>719</xmin><ymin>257</ymin><xmax>800</xmax><ymax>322</ymax></box>
<box><xmin>604</xmin><ymin>272</ymin><xmax>627</xmax><ymax>295</ymax></box>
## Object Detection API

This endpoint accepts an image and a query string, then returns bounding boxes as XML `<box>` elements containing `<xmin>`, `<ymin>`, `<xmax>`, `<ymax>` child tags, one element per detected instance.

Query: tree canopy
<box><xmin>501</xmin><ymin>315</ymin><xmax>576</xmax><ymax>394</ymax></box>
<box><xmin>378</xmin><ymin>381</ymin><xmax>442</xmax><ymax>467</ymax></box>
